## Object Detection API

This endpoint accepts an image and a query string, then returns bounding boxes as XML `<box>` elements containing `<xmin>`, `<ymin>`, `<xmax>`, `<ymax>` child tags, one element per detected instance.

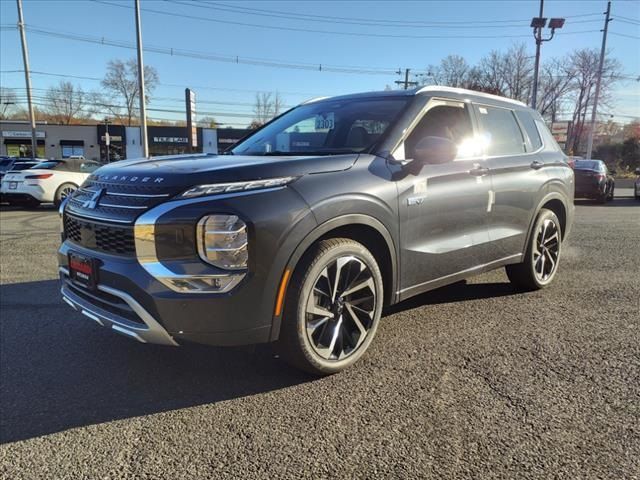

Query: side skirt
<box><xmin>397</xmin><ymin>253</ymin><xmax>523</xmax><ymax>302</ymax></box>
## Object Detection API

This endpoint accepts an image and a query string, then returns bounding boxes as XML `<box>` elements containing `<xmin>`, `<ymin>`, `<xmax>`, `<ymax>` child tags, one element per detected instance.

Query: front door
<box><xmin>395</xmin><ymin>99</ymin><xmax>493</xmax><ymax>298</ymax></box>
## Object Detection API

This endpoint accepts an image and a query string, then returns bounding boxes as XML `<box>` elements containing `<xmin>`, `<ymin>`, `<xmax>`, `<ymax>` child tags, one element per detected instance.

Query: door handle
<box><xmin>530</xmin><ymin>160</ymin><xmax>544</xmax><ymax>170</ymax></box>
<box><xmin>469</xmin><ymin>165</ymin><xmax>490</xmax><ymax>177</ymax></box>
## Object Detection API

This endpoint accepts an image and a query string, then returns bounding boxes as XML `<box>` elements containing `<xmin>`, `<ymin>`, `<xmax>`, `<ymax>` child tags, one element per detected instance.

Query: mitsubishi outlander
<box><xmin>58</xmin><ymin>86</ymin><xmax>574</xmax><ymax>374</ymax></box>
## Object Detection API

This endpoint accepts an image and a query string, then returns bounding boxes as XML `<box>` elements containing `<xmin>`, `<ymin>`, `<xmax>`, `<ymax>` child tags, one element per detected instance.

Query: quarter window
<box><xmin>477</xmin><ymin>106</ymin><xmax>526</xmax><ymax>156</ymax></box>
<box><xmin>515</xmin><ymin>111</ymin><xmax>543</xmax><ymax>151</ymax></box>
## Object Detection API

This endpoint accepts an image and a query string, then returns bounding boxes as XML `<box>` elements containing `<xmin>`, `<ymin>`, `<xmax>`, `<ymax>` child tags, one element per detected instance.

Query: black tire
<box><xmin>277</xmin><ymin>238</ymin><xmax>384</xmax><ymax>375</ymax></box>
<box><xmin>506</xmin><ymin>208</ymin><xmax>562</xmax><ymax>291</ymax></box>
<box><xmin>54</xmin><ymin>183</ymin><xmax>78</xmax><ymax>208</ymax></box>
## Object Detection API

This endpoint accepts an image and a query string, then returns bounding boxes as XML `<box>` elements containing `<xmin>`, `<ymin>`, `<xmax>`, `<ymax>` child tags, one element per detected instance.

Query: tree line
<box><xmin>422</xmin><ymin>43</ymin><xmax>629</xmax><ymax>155</ymax></box>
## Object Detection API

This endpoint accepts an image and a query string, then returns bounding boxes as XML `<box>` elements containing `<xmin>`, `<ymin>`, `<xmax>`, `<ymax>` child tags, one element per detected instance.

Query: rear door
<box><xmin>473</xmin><ymin>104</ymin><xmax>548</xmax><ymax>260</ymax></box>
<box><xmin>395</xmin><ymin>98</ymin><xmax>493</xmax><ymax>297</ymax></box>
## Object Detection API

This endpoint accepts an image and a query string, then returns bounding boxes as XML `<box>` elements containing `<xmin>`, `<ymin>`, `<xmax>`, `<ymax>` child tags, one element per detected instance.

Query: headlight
<box><xmin>179</xmin><ymin>176</ymin><xmax>298</xmax><ymax>199</ymax></box>
<box><xmin>197</xmin><ymin>215</ymin><xmax>248</xmax><ymax>270</ymax></box>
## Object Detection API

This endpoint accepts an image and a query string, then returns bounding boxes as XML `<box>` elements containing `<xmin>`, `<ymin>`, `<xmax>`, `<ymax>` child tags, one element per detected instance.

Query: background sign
<box><xmin>185</xmin><ymin>88</ymin><xmax>197</xmax><ymax>150</ymax></box>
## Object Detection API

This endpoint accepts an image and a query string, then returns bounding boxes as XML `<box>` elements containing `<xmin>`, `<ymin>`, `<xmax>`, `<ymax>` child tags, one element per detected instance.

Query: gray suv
<box><xmin>58</xmin><ymin>86</ymin><xmax>574</xmax><ymax>374</ymax></box>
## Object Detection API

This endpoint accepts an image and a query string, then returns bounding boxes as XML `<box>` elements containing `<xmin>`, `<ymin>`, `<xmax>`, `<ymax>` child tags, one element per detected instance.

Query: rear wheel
<box><xmin>506</xmin><ymin>208</ymin><xmax>562</xmax><ymax>291</ymax></box>
<box><xmin>54</xmin><ymin>183</ymin><xmax>78</xmax><ymax>208</ymax></box>
<box><xmin>277</xmin><ymin>238</ymin><xmax>384</xmax><ymax>375</ymax></box>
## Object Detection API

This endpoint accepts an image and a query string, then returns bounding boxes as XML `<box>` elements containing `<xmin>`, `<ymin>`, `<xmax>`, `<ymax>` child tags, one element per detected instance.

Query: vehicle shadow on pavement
<box><xmin>574</xmin><ymin>198</ymin><xmax>639</xmax><ymax>208</ymax></box>
<box><xmin>383</xmin><ymin>280</ymin><xmax>518</xmax><ymax>316</ymax></box>
<box><xmin>0</xmin><ymin>280</ymin><xmax>312</xmax><ymax>444</ymax></box>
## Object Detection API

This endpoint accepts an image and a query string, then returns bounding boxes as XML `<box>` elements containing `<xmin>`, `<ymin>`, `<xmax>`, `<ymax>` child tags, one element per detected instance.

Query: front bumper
<box><xmin>60</xmin><ymin>267</ymin><xmax>178</xmax><ymax>346</ymax></box>
<box><xmin>58</xmin><ymin>185</ymin><xmax>316</xmax><ymax>347</ymax></box>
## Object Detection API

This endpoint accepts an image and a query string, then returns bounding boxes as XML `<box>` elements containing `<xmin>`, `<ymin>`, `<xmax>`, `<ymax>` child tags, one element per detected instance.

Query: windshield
<box><xmin>9</xmin><ymin>162</ymin><xmax>38</xmax><ymax>171</ymax></box>
<box><xmin>231</xmin><ymin>97</ymin><xmax>409</xmax><ymax>156</ymax></box>
<box><xmin>0</xmin><ymin>160</ymin><xmax>13</xmax><ymax>171</ymax></box>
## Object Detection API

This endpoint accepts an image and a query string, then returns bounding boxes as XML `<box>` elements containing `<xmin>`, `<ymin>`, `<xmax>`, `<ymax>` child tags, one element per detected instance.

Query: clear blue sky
<box><xmin>1</xmin><ymin>0</ymin><xmax>639</xmax><ymax>126</ymax></box>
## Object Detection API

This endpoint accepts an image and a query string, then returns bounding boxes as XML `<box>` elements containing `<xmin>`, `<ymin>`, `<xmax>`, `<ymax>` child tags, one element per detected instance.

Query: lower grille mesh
<box><xmin>64</xmin><ymin>215</ymin><xmax>136</xmax><ymax>256</ymax></box>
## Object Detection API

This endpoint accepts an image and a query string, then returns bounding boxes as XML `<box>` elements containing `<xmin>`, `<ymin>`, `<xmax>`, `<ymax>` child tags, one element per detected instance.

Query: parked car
<box><xmin>635</xmin><ymin>168</ymin><xmax>640</xmax><ymax>201</ymax></box>
<box><xmin>0</xmin><ymin>157</ymin><xmax>44</xmax><ymax>181</ymax></box>
<box><xmin>0</xmin><ymin>158</ymin><xmax>101</xmax><ymax>207</ymax></box>
<box><xmin>58</xmin><ymin>86</ymin><xmax>574</xmax><ymax>374</ymax></box>
<box><xmin>566</xmin><ymin>155</ymin><xmax>582</xmax><ymax>169</ymax></box>
<box><xmin>573</xmin><ymin>159</ymin><xmax>615</xmax><ymax>203</ymax></box>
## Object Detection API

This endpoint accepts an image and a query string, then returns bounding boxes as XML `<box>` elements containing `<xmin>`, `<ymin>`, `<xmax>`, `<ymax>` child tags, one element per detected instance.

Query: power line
<box><xmin>612</xmin><ymin>14</ymin><xmax>640</xmax><ymax>24</ymax></box>
<box><xmin>169</xmin><ymin>0</ymin><xmax>602</xmax><ymax>29</ymax></box>
<box><xmin>184</xmin><ymin>1</ymin><xmax>603</xmax><ymax>27</ymax></box>
<box><xmin>0</xmin><ymin>69</ymin><xmax>322</xmax><ymax>96</ymax></box>
<box><xmin>609</xmin><ymin>32</ymin><xmax>640</xmax><ymax>40</ymax></box>
<box><xmin>5</xmin><ymin>24</ymin><xmax>404</xmax><ymax>75</ymax></box>
<box><xmin>91</xmin><ymin>0</ymin><xmax>601</xmax><ymax>40</ymax></box>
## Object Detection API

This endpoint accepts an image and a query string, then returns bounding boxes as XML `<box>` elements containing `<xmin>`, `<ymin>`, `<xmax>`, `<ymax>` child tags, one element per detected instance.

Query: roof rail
<box><xmin>416</xmin><ymin>85</ymin><xmax>527</xmax><ymax>107</ymax></box>
<box><xmin>301</xmin><ymin>96</ymin><xmax>330</xmax><ymax>105</ymax></box>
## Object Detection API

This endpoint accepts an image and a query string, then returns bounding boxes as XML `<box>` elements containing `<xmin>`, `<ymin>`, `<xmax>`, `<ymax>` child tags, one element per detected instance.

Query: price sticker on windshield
<box><xmin>315</xmin><ymin>112</ymin><xmax>335</xmax><ymax>131</ymax></box>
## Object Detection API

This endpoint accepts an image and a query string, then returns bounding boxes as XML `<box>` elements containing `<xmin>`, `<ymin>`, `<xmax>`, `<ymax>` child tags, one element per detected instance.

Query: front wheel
<box><xmin>54</xmin><ymin>183</ymin><xmax>78</xmax><ymax>208</ymax></box>
<box><xmin>506</xmin><ymin>208</ymin><xmax>562</xmax><ymax>291</ymax></box>
<box><xmin>277</xmin><ymin>238</ymin><xmax>384</xmax><ymax>375</ymax></box>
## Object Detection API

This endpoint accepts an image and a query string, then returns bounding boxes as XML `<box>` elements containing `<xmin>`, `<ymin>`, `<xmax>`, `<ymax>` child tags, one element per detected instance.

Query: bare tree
<box><xmin>42</xmin><ymin>81</ymin><xmax>87</xmax><ymax>124</ymax></box>
<box><xmin>536</xmin><ymin>58</ymin><xmax>576</xmax><ymax>121</ymax></box>
<box><xmin>197</xmin><ymin>116</ymin><xmax>219</xmax><ymax>128</ymax></box>
<box><xmin>252</xmin><ymin>91</ymin><xmax>284</xmax><ymax>126</ymax></box>
<box><xmin>99</xmin><ymin>58</ymin><xmax>159</xmax><ymax>126</ymax></box>
<box><xmin>499</xmin><ymin>43</ymin><xmax>533</xmax><ymax>103</ymax></box>
<box><xmin>564</xmin><ymin>49</ymin><xmax>621</xmax><ymax>154</ymax></box>
<box><xmin>426</xmin><ymin>55</ymin><xmax>472</xmax><ymax>88</ymax></box>
<box><xmin>0</xmin><ymin>87</ymin><xmax>18</xmax><ymax>119</ymax></box>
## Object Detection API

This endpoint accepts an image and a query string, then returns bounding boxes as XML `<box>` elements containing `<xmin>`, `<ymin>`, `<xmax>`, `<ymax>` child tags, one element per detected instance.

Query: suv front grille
<box><xmin>64</xmin><ymin>214</ymin><xmax>136</xmax><ymax>256</ymax></box>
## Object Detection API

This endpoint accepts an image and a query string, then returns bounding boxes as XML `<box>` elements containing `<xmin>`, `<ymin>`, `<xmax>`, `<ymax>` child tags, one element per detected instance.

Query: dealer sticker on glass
<box><xmin>315</xmin><ymin>112</ymin><xmax>335</xmax><ymax>131</ymax></box>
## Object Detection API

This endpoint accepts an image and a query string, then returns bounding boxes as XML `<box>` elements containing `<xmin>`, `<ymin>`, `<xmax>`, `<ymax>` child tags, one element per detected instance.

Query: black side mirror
<box><xmin>413</xmin><ymin>136</ymin><xmax>457</xmax><ymax>165</ymax></box>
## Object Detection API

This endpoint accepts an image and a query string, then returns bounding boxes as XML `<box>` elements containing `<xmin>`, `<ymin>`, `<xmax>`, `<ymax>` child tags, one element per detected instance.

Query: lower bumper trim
<box><xmin>60</xmin><ymin>267</ymin><xmax>178</xmax><ymax>346</ymax></box>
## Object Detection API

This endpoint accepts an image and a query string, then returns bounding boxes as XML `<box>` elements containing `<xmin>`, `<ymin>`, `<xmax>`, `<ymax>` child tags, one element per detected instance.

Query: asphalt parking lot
<box><xmin>0</xmin><ymin>191</ymin><xmax>638</xmax><ymax>479</ymax></box>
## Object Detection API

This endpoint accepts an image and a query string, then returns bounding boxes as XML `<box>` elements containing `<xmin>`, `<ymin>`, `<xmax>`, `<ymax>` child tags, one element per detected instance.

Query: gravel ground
<box><xmin>0</xmin><ymin>193</ymin><xmax>638</xmax><ymax>479</ymax></box>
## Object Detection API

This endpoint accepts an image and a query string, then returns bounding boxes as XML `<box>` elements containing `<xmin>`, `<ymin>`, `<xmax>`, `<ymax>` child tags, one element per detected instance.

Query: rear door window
<box><xmin>476</xmin><ymin>105</ymin><xmax>526</xmax><ymax>156</ymax></box>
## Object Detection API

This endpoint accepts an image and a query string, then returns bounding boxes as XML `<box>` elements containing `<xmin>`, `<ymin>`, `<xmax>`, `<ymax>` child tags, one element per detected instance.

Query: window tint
<box><xmin>80</xmin><ymin>162</ymin><xmax>100</xmax><ymax>173</ymax></box>
<box><xmin>33</xmin><ymin>161</ymin><xmax>65</xmax><ymax>170</ymax></box>
<box><xmin>477</xmin><ymin>106</ymin><xmax>525</xmax><ymax>156</ymax></box>
<box><xmin>405</xmin><ymin>102</ymin><xmax>476</xmax><ymax>160</ymax></box>
<box><xmin>232</xmin><ymin>97</ymin><xmax>409</xmax><ymax>155</ymax></box>
<box><xmin>515</xmin><ymin>110</ymin><xmax>543</xmax><ymax>151</ymax></box>
<box><xmin>574</xmin><ymin>160</ymin><xmax>601</xmax><ymax>170</ymax></box>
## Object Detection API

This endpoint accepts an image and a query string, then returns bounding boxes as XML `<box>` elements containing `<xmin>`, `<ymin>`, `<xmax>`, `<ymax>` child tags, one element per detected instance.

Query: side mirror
<box><xmin>413</xmin><ymin>136</ymin><xmax>457</xmax><ymax>165</ymax></box>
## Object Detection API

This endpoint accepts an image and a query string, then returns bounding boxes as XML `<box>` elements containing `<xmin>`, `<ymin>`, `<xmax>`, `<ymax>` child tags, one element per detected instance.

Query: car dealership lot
<box><xmin>1</xmin><ymin>196</ymin><xmax>638</xmax><ymax>479</ymax></box>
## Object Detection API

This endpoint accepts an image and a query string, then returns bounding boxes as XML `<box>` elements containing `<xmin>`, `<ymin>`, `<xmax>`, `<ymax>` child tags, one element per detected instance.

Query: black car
<box><xmin>573</xmin><ymin>159</ymin><xmax>615</xmax><ymax>203</ymax></box>
<box><xmin>58</xmin><ymin>87</ymin><xmax>575</xmax><ymax>374</ymax></box>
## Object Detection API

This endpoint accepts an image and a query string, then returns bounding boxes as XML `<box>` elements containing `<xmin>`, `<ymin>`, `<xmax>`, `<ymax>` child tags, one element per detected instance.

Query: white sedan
<box><xmin>0</xmin><ymin>158</ymin><xmax>101</xmax><ymax>207</ymax></box>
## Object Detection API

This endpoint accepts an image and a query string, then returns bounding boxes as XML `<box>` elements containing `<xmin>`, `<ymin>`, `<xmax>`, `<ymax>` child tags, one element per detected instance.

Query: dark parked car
<box><xmin>573</xmin><ymin>159</ymin><xmax>615</xmax><ymax>203</ymax></box>
<box><xmin>58</xmin><ymin>87</ymin><xmax>574</xmax><ymax>374</ymax></box>
<box><xmin>634</xmin><ymin>168</ymin><xmax>640</xmax><ymax>201</ymax></box>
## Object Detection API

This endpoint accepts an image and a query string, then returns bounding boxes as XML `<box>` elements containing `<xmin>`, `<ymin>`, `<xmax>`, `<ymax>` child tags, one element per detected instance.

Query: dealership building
<box><xmin>0</xmin><ymin>121</ymin><xmax>249</xmax><ymax>161</ymax></box>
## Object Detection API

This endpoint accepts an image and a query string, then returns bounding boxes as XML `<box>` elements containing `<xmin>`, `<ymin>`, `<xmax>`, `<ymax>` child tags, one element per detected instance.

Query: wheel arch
<box><xmin>269</xmin><ymin>214</ymin><xmax>398</xmax><ymax>341</ymax></box>
<box><xmin>523</xmin><ymin>191</ymin><xmax>570</xmax><ymax>252</ymax></box>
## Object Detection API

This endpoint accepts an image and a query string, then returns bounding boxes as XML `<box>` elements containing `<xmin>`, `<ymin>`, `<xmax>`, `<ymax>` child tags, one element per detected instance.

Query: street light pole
<box><xmin>16</xmin><ymin>0</ymin><xmax>37</xmax><ymax>159</ymax></box>
<box><xmin>586</xmin><ymin>1</ymin><xmax>612</xmax><ymax>160</ymax></box>
<box><xmin>531</xmin><ymin>0</ymin><xmax>544</xmax><ymax>110</ymax></box>
<box><xmin>134</xmin><ymin>0</ymin><xmax>149</xmax><ymax>158</ymax></box>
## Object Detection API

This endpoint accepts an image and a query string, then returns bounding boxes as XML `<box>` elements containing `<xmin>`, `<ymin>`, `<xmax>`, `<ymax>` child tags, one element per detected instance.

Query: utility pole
<box><xmin>16</xmin><ymin>0</ymin><xmax>37</xmax><ymax>159</ymax></box>
<box><xmin>134</xmin><ymin>0</ymin><xmax>149</xmax><ymax>157</ymax></box>
<box><xmin>586</xmin><ymin>1</ymin><xmax>612</xmax><ymax>160</ymax></box>
<box><xmin>531</xmin><ymin>0</ymin><xmax>544</xmax><ymax>110</ymax></box>
<box><xmin>395</xmin><ymin>69</ymin><xmax>418</xmax><ymax>90</ymax></box>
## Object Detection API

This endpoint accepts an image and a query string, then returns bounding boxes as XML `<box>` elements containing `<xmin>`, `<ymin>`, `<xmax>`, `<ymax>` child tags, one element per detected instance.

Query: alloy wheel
<box><xmin>532</xmin><ymin>218</ymin><xmax>560</xmax><ymax>282</ymax></box>
<box><xmin>305</xmin><ymin>255</ymin><xmax>377</xmax><ymax>361</ymax></box>
<box><xmin>60</xmin><ymin>186</ymin><xmax>76</xmax><ymax>200</ymax></box>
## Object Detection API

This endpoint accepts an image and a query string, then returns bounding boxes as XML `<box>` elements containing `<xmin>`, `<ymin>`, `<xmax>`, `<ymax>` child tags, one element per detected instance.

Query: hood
<box><xmin>89</xmin><ymin>153</ymin><xmax>358</xmax><ymax>189</ymax></box>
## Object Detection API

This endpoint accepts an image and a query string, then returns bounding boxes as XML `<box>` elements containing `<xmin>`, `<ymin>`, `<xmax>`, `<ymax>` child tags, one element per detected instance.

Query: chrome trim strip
<box><xmin>78</xmin><ymin>187</ymin><xmax>170</xmax><ymax>198</ymax></box>
<box><xmin>64</xmin><ymin>211</ymin><xmax>133</xmax><ymax>224</ymax></box>
<box><xmin>98</xmin><ymin>203</ymin><xmax>148</xmax><ymax>210</ymax></box>
<box><xmin>60</xmin><ymin>268</ymin><xmax>178</xmax><ymax>346</ymax></box>
<box><xmin>133</xmin><ymin>188</ymin><xmax>283</xmax><ymax>294</ymax></box>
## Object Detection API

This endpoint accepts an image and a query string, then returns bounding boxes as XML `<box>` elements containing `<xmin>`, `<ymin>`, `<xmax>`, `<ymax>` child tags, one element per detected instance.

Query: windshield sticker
<box><xmin>479</xmin><ymin>107</ymin><xmax>488</xmax><ymax>114</ymax></box>
<box><xmin>315</xmin><ymin>113</ymin><xmax>335</xmax><ymax>131</ymax></box>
